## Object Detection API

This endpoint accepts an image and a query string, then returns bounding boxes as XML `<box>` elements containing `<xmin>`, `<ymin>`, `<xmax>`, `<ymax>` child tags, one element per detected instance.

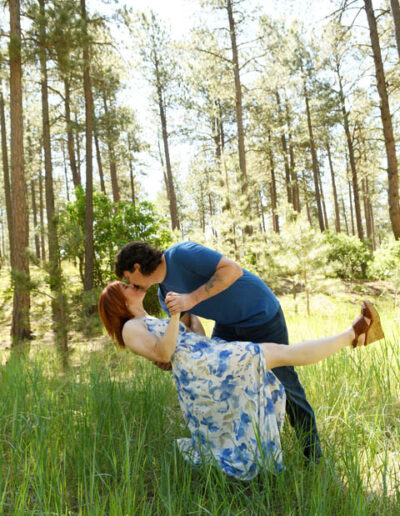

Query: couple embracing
<box><xmin>99</xmin><ymin>240</ymin><xmax>384</xmax><ymax>480</ymax></box>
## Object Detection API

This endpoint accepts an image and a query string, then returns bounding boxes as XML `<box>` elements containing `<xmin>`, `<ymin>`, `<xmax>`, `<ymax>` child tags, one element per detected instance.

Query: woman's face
<box><xmin>119</xmin><ymin>282</ymin><xmax>146</xmax><ymax>311</ymax></box>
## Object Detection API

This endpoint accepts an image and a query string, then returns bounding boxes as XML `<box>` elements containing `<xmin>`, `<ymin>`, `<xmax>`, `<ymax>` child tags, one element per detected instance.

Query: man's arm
<box><xmin>165</xmin><ymin>255</ymin><xmax>243</xmax><ymax>314</ymax></box>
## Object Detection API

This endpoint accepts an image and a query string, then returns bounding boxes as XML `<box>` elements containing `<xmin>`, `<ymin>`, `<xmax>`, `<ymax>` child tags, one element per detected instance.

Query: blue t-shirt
<box><xmin>158</xmin><ymin>242</ymin><xmax>280</xmax><ymax>327</ymax></box>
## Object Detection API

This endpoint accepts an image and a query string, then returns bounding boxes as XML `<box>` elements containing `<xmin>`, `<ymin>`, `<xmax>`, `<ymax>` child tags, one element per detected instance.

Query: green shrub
<box><xmin>58</xmin><ymin>187</ymin><xmax>172</xmax><ymax>314</ymax></box>
<box><xmin>324</xmin><ymin>231</ymin><xmax>372</xmax><ymax>280</ymax></box>
<box><xmin>368</xmin><ymin>238</ymin><xmax>400</xmax><ymax>281</ymax></box>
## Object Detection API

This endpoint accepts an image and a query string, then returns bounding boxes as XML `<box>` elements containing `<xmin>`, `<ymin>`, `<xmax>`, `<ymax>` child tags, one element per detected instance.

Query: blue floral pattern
<box><xmin>144</xmin><ymin>317</ymin><xmax>286</xmax><ymax>480</ymax></box>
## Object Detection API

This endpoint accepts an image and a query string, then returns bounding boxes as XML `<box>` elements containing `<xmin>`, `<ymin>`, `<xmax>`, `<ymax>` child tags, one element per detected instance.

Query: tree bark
<box><xmin>81</xmin><ymin>0</ymin><xmax>95</xmax><ymax>294</ymax></box>
<box><xmin>30</xmin><ymin>179</ymin><xmax>41</xmax><ymax>260</ymax></box>
<box><xmin>226</xmin><ymin>0</ymin><xmax>247</xmax><ymax>193</ymax></box>
<box><xmin>326</xmin><ymin>141</ymin><xmax>341</xmax><ymax>232</ymax></box>
<box><xmin>268</xmin><ymin>132</ymin><xmax>279</xmax><ymax>233</ymax></box>
<box><xmin>303</xmin><ymin>78</ymin><xmax>324</xmax><ymax>231</ymax></box>
<box><xmin>226</xmin><ymin>0</ymin><xmax>252</xmax><ymax>233</ymax></box>
<box><xmin>285</xmin><ymin>97</ymin><xmax>300</xmax><ymax>212</ymax></box>
<box><xmin>102</xmin><ymin>95</ymin><xmax>120</xmax><ymax>203</ymax></box>
<box><xmin>74</xmin><ymin>109</ymin><xmax>81</xmax><ymax>182</ymax></box>
<box><xmin>156</xmin><ymin>79</ymin><xmax>179</xmax><ymax>230</ymax></box>
<box><xmin>38</xmin><ymin>168</ymin><xmax>46</xmax><ymax>261</ymax></box>
<box><xmin>127</xmin><ymin>134</ymin><xmax>135</xmax><ymax>207</ymax></box>
<box><xmin>390</xmin><ymin>0</ymin><xmax>400</xmax><ymax>60</ymax></box>
<box><xmin>341</xmin><ymin>196</ymin><xmax>349</xmax><ymax>235</ymax></box>
<box><xmin>0</xmin><ymin>84</ymin><xmax>13</xmax><ymax>262</ymax></box>
<box><xmin>64</xmin><ymin>77</ymin><xmax>80</xmax><ymax>187</ymax></box>
<box><xmin>61</xmin><ymin>140</ymin><xmax>70</xmax><ymax>202</ymax></box>
<box><xmin>9</xmin><ymin>0</ymin><xmax>31</xmax><ymax>343</ymax></box>
<box><xmin>319</xmin><ymin>171</ymin><xmax>329</xmax><ymax>230</ymax></box>
<box><xmin>276</xmin><ymin>91</ymin><xmax>292</xmax><ymax>205</ymax></box>
<box><xmin>348</xmin><ymin>178</ymin><xmax>355</xmax><ymax>236</ymax></box>
<box><xmin>336</xmin><ymin>65</ymin><xmax>364</xmax><ymax>240</ymax></box>
<box><xmin>365</xmin><ymin>0</ymin><xmax>400</xmax><ymax>239</ymax></box>
<box><xmin>39</xmin><ymin>0</ymin><xmax>68</xmax><ymax>360</ymax></box>
<box><xmin>94</xmin><ymin>128</ymin><xmax>106</xmax><ymax>194</ymax></box>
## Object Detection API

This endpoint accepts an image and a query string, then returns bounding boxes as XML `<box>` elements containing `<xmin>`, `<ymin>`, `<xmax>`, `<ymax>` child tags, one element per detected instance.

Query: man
<box><xmin>115</xmin><ymin>240</ymin><xmax>322</xmax><ymax>462</ymax></box>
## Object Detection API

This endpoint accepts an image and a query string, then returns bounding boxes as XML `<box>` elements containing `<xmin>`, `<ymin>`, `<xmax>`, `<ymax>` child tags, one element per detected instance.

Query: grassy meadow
<box><xmin>0</xmin><ymin>268</ymin><xmax>399</xmax><ymax>515</ymax></box>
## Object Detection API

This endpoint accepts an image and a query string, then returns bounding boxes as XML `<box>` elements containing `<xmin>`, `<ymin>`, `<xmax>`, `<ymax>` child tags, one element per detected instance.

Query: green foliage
<box><xmin>268</xmin><ymin>212</ymin><xmax>328</xmax><ymax>313</ymax></box>
<box><xmin>324</xmin><ymin>231</ymin><xmax>372</xmax><ymax>280</ymax></box>
<box><xmin>368</xmin><ymin>239</ymin><xmax>400</xmax><ymax>283</ymax></box>
<box><xmin>58</xmin><ymin>187</ymin><xmax>172</xmax><ymax>290</ymax></box>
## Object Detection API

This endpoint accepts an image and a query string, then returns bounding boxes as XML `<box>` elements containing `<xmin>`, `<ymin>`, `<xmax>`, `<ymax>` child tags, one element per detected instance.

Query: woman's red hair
<box><xmin>98</xmin><ymin>281</ymin><xmax>133</xmax><ymax>347</ymax></box>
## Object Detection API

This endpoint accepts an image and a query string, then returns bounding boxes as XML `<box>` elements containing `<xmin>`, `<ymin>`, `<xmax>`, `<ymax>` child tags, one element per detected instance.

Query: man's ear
<box><xmin>133</xmin><ymin>263</ymin><xmax>141</xmax><ymax>272</ymax></box>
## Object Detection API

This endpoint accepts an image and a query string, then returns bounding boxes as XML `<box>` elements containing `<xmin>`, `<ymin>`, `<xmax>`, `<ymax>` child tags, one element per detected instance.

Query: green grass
<box><xmin>0</xmin><ymin>269</ymin><xmax>399</xmax><ymax>514</ymax></box>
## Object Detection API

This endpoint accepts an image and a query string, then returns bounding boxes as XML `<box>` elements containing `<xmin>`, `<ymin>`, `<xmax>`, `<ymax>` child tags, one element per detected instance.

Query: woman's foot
<box><xmin>361</xmin><ymin>300</ymin><xmax>385</xmax><ymax>345</ymax></box>
<box><xmin>351</xmin><ymin>300</ymin><xmax>385</xmax><ymax>348</ymax></box>
<box><xmin>351</xmin><ymin>314</ymin><xmax>371</xmax><ymax>348</ymax></box>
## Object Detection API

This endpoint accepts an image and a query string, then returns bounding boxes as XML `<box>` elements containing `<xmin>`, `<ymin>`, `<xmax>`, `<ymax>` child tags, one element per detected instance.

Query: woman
<box><xmin>98</xmin><ymin>281</ymin><xmax>384</xmax><ymax>480</ymax></box>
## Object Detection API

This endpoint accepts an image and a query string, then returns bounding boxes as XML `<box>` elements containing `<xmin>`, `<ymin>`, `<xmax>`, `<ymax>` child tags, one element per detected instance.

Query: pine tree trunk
<box><xmin>365</xmin><ymin>176</ymin><xmax>376</xmax><ymax>249</ymax></box>
<box><xmin>362</xmin><ymin>177</ymin><xmax>372</xmax><ymax>242</ymax></box>
<box><xmin>64</xmin><ymin>77</ymin><xmax>80</xmax><ymax>187</ymax></box>
<box><xmin>365</xmin><ymin>0</ymin><xmax>400</xmax><ymax>239</ymax></box>
<box><xmin>61</xmin><ymin>141</ymin><xmax>70</xmax><ymax>202</ymax></box>
<box><xmin>38</xmin><ymin>169</ymin><xmax>46</xmax><ymax>261</ymax></box>
<box><xmin>303</xmin><ymin>79</ymin><xmax>324</xmax><ymax>231</ymax></box>
<box><xmin>348</xmin><ymin>178</ymin><xmax>355</xmax><ymax>235</ymax></box>
<box><xmin>226</xmin><ymin>0</ymin><xmax>251</xmax><ymax>233</ymax></box>
<box><xmin>81</xmin><ymin>0</ymin><xmax>95</xmax><ymax>294</ymax></box>
<box><xmin>0</xmin><ymin>84</ymin><xmax>13</xmax><ymax>261</ymax></box>
<box><xmin>30</xmin><ymin>179</ymin><xmax>41</xmax><ymax>260</ymax></box>
<box><xmin>319</xmin><ymin>172</ymin><xmax>329</xmax><ymax>230</ymax></box>
<box><xmin>156</xmin><ymin>81</ymin><xmax>179</xmax><ymax>230</ymax></box>
<box><xmin>302</xmin><ymin>175</ymin><xmax>312</xmax><ymax>227</ymax></box>
<box><xmin>39</xmin><ymin>0</ymin><xmax>68</xmax><ymax>361</ymax></box>
<box><xmin>326</xmin><ymin>141</ymin><xmax>341</xmax><ymax>232</ymax></box>
<box><xmin>341</xmin><ymin>196</ymin><xmax>349</xmax><ymax>235</ymax></box>
<box><xmin>336</xmin><ymin>66</ymin><xmax>364</xmax><ymax>240</ymax></box>
<box><xmin>9</xmin><ymin>0</ymin><xmax>31</xmax><ymax>344</ymax></box>
<box><xmin>102</xmin><ymin>95</ymin><xmax>120</xmax><ymax>203</ymax></box>
<box><xmin>390</xmin><ymin>0</ymin><xmax>400</xmax><ymax>59</ymax></box>
<box><xmin>268</xmin><ymin>132</ymin><xmax>279</xmax><ymax>233</ymax></box>
<box><xmin>74</xmin><ymin>109</ymin><xmax>81</xmax><ymax>181</ymax></box>
<box><xmin>285</xmin><ymin>98</ymin><xmax>300</xmax><ymax>212</ymax></box>
<box><xmin>258</xmin><ymin>187</ymin><xmax>266</xmax><ymax>233</ymax></box>
<box><xmin>276</xmin><ymin>91</ymin><xmax>292</xmax><ymax>205</ymax></box>
<box><xmin>127</xmin><ymin>134</ymin><xmax>136</xmax><ymax>207</ymax></box>
<box><xmin>129</xmin><ymin>158</ymin><xmax>136</xmax><ymax>208</ymax></box>
<box><xmin>226</xmin><ymin>0</ymin><xmax>247</xmax><ymax>193</ymax></box>
<box><xmin>94</xmin><ymin>129</ymin><xmax>106</xmax><ymax>194</ymax></box>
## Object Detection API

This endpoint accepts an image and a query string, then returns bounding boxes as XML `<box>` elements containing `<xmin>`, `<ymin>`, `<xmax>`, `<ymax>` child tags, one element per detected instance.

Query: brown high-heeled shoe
<box><xmin>361</xmin><ymin>300</ymin><xmax>385</xmax><ymax>346</ymax></box>
<box><xmin>351</xmin><ymin>314</ymin><xmax>370</xmax><ymax>348</ymax></box>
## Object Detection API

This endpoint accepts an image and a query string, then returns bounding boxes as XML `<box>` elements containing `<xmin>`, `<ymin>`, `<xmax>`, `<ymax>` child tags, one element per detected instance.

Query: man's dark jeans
<box><xmin>212</xmin><ymin>307</ymin><xmax>322</xmax><ymax>461</ymax></box>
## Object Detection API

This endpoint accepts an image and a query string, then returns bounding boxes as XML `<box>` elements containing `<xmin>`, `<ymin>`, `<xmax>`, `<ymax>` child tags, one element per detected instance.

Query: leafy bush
<box><xmin>59</xmin><ymin>187</ymin><xmax>172</xmax><ymax>313</ymax></box>
<box><xmin>368</xmin><ymin>239</ymin><xmax>400</xmax><ymax>281</ymax></box>
<box><xmin>324</xmin><ymin>231</ymin><xmax>372</xmax><ymax>280</ymax></box>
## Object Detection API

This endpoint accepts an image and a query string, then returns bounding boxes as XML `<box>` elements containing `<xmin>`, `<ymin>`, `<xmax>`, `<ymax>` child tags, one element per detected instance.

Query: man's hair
<box><xmin>115</xmin><ymin>241</ymin><xmax>163</xmax><ymax>278</ymax></box>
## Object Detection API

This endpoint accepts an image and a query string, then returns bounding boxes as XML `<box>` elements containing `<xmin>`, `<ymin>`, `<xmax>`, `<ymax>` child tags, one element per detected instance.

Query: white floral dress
<box><xmin>144</xmin><ymin>317</ymin><xmax>286</xmax><ymax>480</ymax></box>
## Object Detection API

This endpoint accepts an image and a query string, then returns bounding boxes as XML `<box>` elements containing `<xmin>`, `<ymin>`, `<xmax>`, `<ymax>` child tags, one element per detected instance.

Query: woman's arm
<box><xmin>122</xmin><ymin>313</ymin><xmax>181</xmax><ymax>363</ymax></box>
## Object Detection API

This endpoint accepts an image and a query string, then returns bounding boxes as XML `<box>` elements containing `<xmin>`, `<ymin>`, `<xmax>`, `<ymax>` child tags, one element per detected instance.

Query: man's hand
<box><xmin>153</xmin><ymin>361</ymin><xmax>172</xmax><ymax>371</ymax></box>
<box><xmin>166</xmin><ymin>291</ymin><xmax>195</xmax><ymax>314</ymax></box>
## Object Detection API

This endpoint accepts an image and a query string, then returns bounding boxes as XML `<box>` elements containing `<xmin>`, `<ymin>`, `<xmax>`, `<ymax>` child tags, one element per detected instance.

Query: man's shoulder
<box><xmin>166</xmin><ymin>241</ymin><xmax>205</xmax><ymax>259</ymax></box>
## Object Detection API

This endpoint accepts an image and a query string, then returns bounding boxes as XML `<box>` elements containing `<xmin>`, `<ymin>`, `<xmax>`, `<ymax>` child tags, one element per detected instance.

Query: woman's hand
<box><xmin>166</xmin><ymin>291</ymin><xmax>192</xmax><ymax>314</ymax></box>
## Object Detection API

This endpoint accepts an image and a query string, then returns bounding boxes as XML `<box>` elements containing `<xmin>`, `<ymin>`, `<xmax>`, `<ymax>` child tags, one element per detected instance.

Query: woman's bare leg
<box><xmin>261</xmin><ymin>323</ymin><xmax>368</xmax><ymax>371</ymax></box>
